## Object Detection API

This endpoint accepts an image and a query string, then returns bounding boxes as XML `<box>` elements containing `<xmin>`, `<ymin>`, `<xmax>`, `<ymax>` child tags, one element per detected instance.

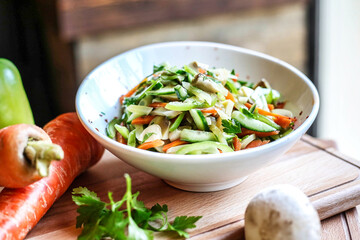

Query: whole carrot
<box><xmin>0</xmin><ymin>124</ymin><xmax>63</xmax><ymax>188</ymax></box>
<box><xmin>0</xmin><ymin>113</ymin><xmax>104</xmax><ymax>240</ymax></box>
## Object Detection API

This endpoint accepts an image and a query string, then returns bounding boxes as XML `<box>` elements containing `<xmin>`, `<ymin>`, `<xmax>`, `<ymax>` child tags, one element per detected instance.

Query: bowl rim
<box><xmin>76</xmin><ymin>41</ymin><xmax>320</xmax><ymax>163</ymax></box>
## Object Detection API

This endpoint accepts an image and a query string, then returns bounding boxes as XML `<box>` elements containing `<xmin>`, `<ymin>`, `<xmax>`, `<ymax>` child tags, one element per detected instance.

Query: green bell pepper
<box><xmin>0</xmin><ymin>58</ymin><xmax>34</xmax><ymax>128</ymax></box>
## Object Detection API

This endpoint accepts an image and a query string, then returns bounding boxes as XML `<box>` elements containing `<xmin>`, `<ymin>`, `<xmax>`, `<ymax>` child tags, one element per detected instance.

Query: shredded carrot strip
<box><xmin>233</xmin><ymin>137</ymin><xmax>241</xmax><ymax>151</ymax></box>
<box><xmin>123</xmin><ymin>86</ymin><xmax>138</xmax><ymax>99</ymax></box>
<box><xmin>226</xmin><ymin>92</ymin><xmax>235</xmax><ymax>103</ymax></box>
<box><xmin>119</xmin><ymin>77</ymin><xmax>148</xmax><ymax>103</ymax></box>
<box><xmin>237</xmin><ymin>128</ymin><xmax>279</xmax><ymax>138</ymax></box>
<box><xmin>137</xmin><ymin>139</ymin><xmax>164</xmax><ymax>150</ymax></box>
<box><xmin>119</xmin><ymin>95</ymin><xmax>125</xmax><ymax>104</ymax></box>
<box><xmin>200</xmin><ymin>108</ymin><xmax>218</xmax><ymax>115</ymax></box>
<box><xmin>274</xmin><ymin>117</ymin><xmax>293</xmax><ymax>129</ymax></box>
<box><xmin>232</xmin><ymin>73</ymin><xmax>240</xmax><ymax>82</ymax></box>
<box><xmin>218</xmin><ymin>149</ymin><xmax>223</xmax><ymax>153</ymax></box>
<box><xmin>198</xmin><ymin>68</ymin><xmax>206</xmax><ymax>74</ymax></box>
<box><xmin>148</xmin><ymin>102</ymin><xmax>167</xmax><ymax>108</ymax></box>
<box><xmin>131</xmin><ymin>115</ymin><xmax>155</xmax><ymax>125</ymax></box>
<box><xmin>245</xmin><ymin>139</ymin><xmax>270</xmax><ymax>149</ymax></box>
<box><xmin>162</xmin><ymin>140</ymin><xmax>188</xmax><ymax>152</ymax></box>
<box><xmin>244</xmin><ymin>103</ymin><xmax>295</xmax><ymax>128</ymax></box>
<box><xmin>245</xmin><ymin>103</ymin><xmax>279</xmax><ymax>118</ymax></box>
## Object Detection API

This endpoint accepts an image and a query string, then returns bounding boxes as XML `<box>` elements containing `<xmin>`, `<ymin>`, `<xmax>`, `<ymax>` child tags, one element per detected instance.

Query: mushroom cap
<box><xmin>245</xmin><ymin>184</ymin><xmax>321</xmax><ymax>240</ymax></box>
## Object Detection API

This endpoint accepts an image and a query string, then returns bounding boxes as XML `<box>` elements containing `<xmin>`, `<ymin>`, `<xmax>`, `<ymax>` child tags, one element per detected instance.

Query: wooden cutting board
<box><xmin>26</xmin><ymin>135</ymin><xmax>360</xmax><ymax>239</ymax></box>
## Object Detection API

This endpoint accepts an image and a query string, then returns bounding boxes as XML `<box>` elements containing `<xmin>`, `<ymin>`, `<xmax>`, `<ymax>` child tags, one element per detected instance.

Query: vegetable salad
<box><xmin>107</xmin><ymin>61</ymin><xmax>296</xmax><ymax>154</ymax></box>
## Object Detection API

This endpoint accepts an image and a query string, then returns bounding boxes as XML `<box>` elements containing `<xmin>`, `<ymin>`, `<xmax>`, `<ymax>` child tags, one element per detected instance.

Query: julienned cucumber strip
<box><xmin>126</xmin><ymin>112</ymin><xmax>143</xmax><ymax>124</ymax></box>
<box><xmin>281</xmin><ymin>128</ymin><xmax>293</xmax><ymax>137</ymax></box>
<box><xmin>223</xmin><ymin>132</ymin><xmax>236</xmax><ymax>141</ymax></box>
<box><xmin>232</xmin><ymin>110</ymin><xmax>276</xmax><ymax>132</ymax></box>
<box><xmin>180</xmin><ymin>129</ymin><xmax>216</xmax><ymax>142</ymax></box>
<box><xmin>176</xmin><ymin>141</ymin><xmax>234</xmax><ymax>154</ymax></box>
<box><xmin>127</xmin><ymin>129</ymin><xmax>137</xmax><ymax>147</ymax></box>
<box><xmin>254</xmin><ymin>113</ymin><xmax>281</xmax><ymax>130</ymax></box>
<box><xmin>184</xmin><ymin>64</ymin><xmax>198</xmax><ymax>76</ymax></box>
<box><xmin>127</xmin><ymin>105</ymin><xmax>153</xmax><ymax>115</ymax></box>
<box><xmin>106</xmin><ymin>118</ymin><xmax>119</xmax><ymax>139</ymax></box>
<box><xmin>174</xmin><ymin>85</ymin><xmax>188</xmax><ymax>101</ymax></box>
<box><xmin>135</xmin><ymin>79</ymin><xmax>161</xmax><ymax>101</ymax></box>
<box><xmin>225</xmin><ymin>80</ymin><xmax>238</xmax><ymax>94</ymax></box>
<box><xmin>138</xmin><ymin>95</ymin><xmax>153</xmax><ymax>106</ymax></box>
<box><xmin>182</xmin><ymin>82</ymin><xmax>212</xmax><ymax>105</ymax></box>
<box><xmin>114</xmin><ymin>124</ymin><xmax>129</xmax><ymax>140</ymax></box>
<box><xmin>165</xmin><ymin>101</ymin><xmax>202</xmax><ymax>111</ymax></box>
<box><xmin>169</xmin><ymin>112</ymin><xmax>185</xmax><ymax>132</ymax></box>
<box><xmin>189</xmin><ymin>109</ymin><xmax>209</xmax><ymax>131</ymax></box>
<box><xmin>146</xmin><ymin>86</ymin><xmax>175</xmax><ymax>96</ymax></box>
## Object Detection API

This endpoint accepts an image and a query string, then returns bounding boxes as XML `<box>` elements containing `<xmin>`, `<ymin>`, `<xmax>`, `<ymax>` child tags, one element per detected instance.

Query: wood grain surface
<box><xmin>26</xmin><ymin>136</ymin><xmax>360</xmax><ymax>239</ymax></box>
<box><xmin>57</xmin><ymin>0</ymin><xmax>308</xmax><ymax>40</ymax></box>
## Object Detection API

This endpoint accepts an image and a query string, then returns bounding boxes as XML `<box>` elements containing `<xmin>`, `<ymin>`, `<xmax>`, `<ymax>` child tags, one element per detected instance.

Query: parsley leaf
<box><xmin>123</xmin><ymin>97</ymin><xmax>137</xmax><ymax>106</ymax></box>
<box><xmin>153</xmin><ymin>63</ymin><xmax>168</xmax><ymax>73</ymax></box>
<box><xmin>152</xmin><ymin>81</ymin><xmax>164</xmax><ymax>90</ymax></box>
<box><xmin>131</xmin><ymin>192</ymin><xmax>152</xmax><ymax>226</ymax></box>
<box><xmin>142</xmin><ymin>133</ymin><xmax>155</xmax><ymax>143</ymax></box>
<box><xmin>128</xmin><ymin>218</ymin><xmax>153</xmax><ymax>240</ymax></box>
<box><xmin>153</xmin><ymin>65</ymin><xmax>164</xmax><ymax>73</ymax></box>
<box><xmin>222</xmin><ymin>119</ymin><xmax>242</xmax><ymax>134</ymax></box>
<box><xmin>72</xmin><ymin>174</ymin><xmax>202</xmax><ymax>240</ymax></box>
<box><xmin>175</xmin><ymin>69</ymin><xmax>187</xmax><ymax>75</ymax></box>
<box><xmin>72</xmin><ymin>187</ymin><xmax>105</xmax><ymax>228</ymax></box>
<box><xmin>167</xmin><ymin>216</ymin><xmax>203</xmax><ymax>238</ymax></box>
<box><xmin>249</xmin><ymin>104</ymin><xmax>257</xmax><ymax>114</ymax></box>
<box><xmin>206</xmin><ymin>70</ymin><xmax>215</xmax><ymax>77</ymax></box>
<box><xmin>101</xmin><ymin>211</ymin><xmax>127</xmax><ymax>240</ymax></box>
<box><xmin>241</xmin><ymin>107</ymin><xmax>254</xmax><ymax>118</ymax></box>
<box><xmin>146</xmin><ymin>204</ymin><xmax>168</xmax><ymax>231</ymax></box>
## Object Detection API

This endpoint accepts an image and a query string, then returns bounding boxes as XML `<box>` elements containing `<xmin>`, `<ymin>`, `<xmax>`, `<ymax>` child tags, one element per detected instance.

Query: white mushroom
<box><xmin>192</xmin><ymin>73</ymin><xmax>222</xmax><ymax>93</ymax></box>
<box><xmin>188</xmin><ymin>61</ymin><xmax>209</xmax><ymax>72</ymax></box>
<box><xmin>137</xmin><ymin>124</ymin><xmax>162</xmax><ymax>143</ymax></box>
<box><xmin>245</xmin><ymin>184</ymin><xmax>321</xmax><ymax>240</ymax></box>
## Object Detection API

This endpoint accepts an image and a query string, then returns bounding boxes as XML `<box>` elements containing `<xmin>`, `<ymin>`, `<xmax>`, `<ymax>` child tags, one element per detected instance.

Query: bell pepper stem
<box><xmin>24</xmin><ymin>140</ymin><xmax>64</xmax><ymax>177</ymax></box>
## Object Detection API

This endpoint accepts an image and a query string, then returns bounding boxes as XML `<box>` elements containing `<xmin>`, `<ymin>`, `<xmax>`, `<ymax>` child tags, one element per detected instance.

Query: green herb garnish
<box><xmin>142</xmin><ymin>132</ymin><xmax>155</xmax><ymax>144</ymax></box>
<box><xmin>72</xmin><ymin>174</ymin><xmax>202</xmax><ymax>240</ymax></box>
<box><xmin>222</xmin><ymin>119</ymin><xmax>242</xmax><ymax>134</ymax></box>
<box><xmin>123</xmin><ymin>97</ymin><xmax>137</xmax><ymax>106</ymax></box>
<box><xmin>153</xmin><ymin>63</ymin><xmax>167</xmax><ymax>73</ymax></box>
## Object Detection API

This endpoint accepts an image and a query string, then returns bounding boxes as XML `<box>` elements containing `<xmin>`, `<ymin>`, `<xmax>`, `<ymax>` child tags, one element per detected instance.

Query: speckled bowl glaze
<box><xmin>76</xmin><ymin>41</ymin><xmax>319</xmax><ymax>192</ymax></box>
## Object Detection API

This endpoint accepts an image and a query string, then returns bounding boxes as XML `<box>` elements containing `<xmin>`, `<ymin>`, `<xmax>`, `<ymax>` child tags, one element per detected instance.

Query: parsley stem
<box><xmin>125</xmin><ymin>173</ymin><xmax>132</xmax><ymax>219</ymax></box>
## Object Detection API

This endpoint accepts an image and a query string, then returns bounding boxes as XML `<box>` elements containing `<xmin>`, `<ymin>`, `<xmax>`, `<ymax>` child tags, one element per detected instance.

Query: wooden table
<box><xmin>25</xmin><ymin>135</ymin><xmax>360</xmax><ymax>239</ymax></box>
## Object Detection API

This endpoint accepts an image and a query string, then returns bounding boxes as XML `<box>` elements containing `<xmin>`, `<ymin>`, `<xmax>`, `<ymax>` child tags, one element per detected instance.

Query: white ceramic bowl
<box><xmin>76</xmin><ymin>41</ymin><xmax>319</xmax><ymax>192</ymax></box>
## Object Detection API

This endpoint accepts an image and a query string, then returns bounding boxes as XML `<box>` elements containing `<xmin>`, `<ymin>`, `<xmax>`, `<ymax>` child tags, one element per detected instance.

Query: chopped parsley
<box><xmin>222</xmin><ymin>119</ymin><xmax>242</xmax><ymax>134</ymax></box>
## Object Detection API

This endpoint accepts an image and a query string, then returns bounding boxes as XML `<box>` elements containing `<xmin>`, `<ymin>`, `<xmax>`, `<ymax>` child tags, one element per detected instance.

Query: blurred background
<box><xmin>0</xmin><ymin>0</ymin><xmax>358</xmax><ymax>159</ymax></box>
